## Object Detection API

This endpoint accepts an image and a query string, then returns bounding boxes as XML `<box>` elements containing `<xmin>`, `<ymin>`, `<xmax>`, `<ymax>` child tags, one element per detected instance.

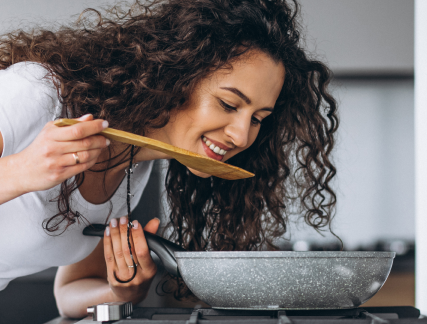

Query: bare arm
<box><xmin>0</xmin><ymin>115</ymin><xmax>109</xmax><ymax>205</ymax></box>
<box><xmin>54</xmin><ymin>239</ymin><xmax>113</xmax><ymax>319</ymax></box>
<box><xmin>54</xmin><ymin>217</ymin><xmax>160</xmax><ymax>319</ymax></box>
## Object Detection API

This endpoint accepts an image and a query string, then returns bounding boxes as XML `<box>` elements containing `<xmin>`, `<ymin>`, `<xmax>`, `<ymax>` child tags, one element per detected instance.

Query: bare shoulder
<box><xmin>54</xmin><ymin>239</ymin><xmax>106</xmax><ymax>288</ymax></box>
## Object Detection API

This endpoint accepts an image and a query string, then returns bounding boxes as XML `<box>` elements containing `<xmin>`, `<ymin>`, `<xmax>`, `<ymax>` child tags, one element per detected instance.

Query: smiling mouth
<box><xmin>201</xmin><ymin>136</ymin><xmax>230</xmax><ymax>161</ymax></box>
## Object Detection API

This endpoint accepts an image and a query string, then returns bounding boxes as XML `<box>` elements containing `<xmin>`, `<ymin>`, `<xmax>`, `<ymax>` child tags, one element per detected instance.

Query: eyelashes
<box><xmin>218</xmin><ymin>99</ymin><xmax>262</xmax><ymax>126</ymax></box>
<box><xmin>251</xmin><ymin>117</ymin><xmax>262</xmax><ymax>126</ymax></box>
<box><xmin>218</xmin><ymin>99</ymin><xmax>236</xmax><ymax>111</ymax></box>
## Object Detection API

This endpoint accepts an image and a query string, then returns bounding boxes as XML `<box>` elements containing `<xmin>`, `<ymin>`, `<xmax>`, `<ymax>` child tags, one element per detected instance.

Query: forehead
<box><xmin>208</xmin><ymin>50</ymin><xmax>285</xmax><ymax>105</ymax></box>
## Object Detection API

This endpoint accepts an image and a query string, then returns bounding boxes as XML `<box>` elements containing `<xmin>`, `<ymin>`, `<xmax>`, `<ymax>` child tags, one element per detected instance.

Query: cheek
<box><xmin>196</xmin><ymin>104</ymin><xmax>227</xmax><ymax>129</ymax></box>
<box><xmin>246</xmin><ymin>128</ymin><xmax>260</xmax><ymax>148</ymax></box>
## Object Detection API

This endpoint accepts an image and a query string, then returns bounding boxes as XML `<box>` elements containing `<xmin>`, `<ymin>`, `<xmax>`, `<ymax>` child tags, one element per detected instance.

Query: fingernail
<box><xmin>154</xmin><ymin>217</ymin><xmax>161</xmax><ymax>224</ymax></box>
<box><xmin>120</xmin><ymin>216</ymin><xmax>127</xmax><ymax>225</ymax></box>
<box><xmin>106</xmin><ymin>138</ymin><xmax>111</xmax><ymax>146</ymax></box>
<box><xmin>133</xmin><ymin>220</ymin><xmax>139</xmax><ymax>230</ymax></box>
<box><xmin>79</xmin><ymin>114</ymin><xmax>92</xmax><ymax>120</ymax></box>
<box><xmin>105</xmin><ymin>226</ymin><xmax>110</xmax><ymax>236</ymax></box>
<box><xmin>110</xmin><ymin>218</ymin><xmax>117</xmax><ymax>228</ymax></box>
<box><xmin>102</xmin><ymin>120</ymin><xmax>109</xmax><ymax>129</ymax></box>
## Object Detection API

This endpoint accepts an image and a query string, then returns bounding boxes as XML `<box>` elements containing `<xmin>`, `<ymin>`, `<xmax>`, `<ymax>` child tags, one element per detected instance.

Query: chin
<box><xmin>188</xmin><ymin>167</ymin><xmax>212</xmax><ymax>178</ymax></box>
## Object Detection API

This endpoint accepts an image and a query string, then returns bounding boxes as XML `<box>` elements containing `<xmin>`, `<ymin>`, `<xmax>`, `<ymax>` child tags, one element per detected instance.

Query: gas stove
<box><xmin>47</xmin><ymin>303</ymin><xmax>427</xmax><ymax>324</ymax></box>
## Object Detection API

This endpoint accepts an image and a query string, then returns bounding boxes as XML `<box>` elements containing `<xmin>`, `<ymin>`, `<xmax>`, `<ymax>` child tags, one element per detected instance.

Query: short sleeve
<box><xmin>0</xmin><ymin>62</ymin><xmax>62</xmax><ymax>158</ymax></box>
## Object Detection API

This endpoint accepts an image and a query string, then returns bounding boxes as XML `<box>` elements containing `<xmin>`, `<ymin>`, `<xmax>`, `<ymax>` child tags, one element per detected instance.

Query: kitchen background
<box><xmin>0</xmin><ymin>0</ymin><xmax>416</xmax><ymax>323</ymax></box>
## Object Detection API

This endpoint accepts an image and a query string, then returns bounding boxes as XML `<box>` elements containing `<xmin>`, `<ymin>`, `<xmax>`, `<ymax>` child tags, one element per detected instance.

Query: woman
<box><xmin>0</xmin><ymin>0</ymin><xmax>337</xmax><ymax>318</ymax></box>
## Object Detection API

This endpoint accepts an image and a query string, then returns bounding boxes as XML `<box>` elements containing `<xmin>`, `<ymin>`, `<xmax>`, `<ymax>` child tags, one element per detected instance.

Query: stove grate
<box><xmin>110</xmin><ymin>306</ymin><xmax>426</xmax><ymax>324</ymax></box>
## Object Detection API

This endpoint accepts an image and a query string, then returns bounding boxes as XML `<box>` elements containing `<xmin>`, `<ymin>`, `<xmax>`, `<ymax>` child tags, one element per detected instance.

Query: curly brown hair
<box><xmin>0</xmin><ymin>0</ymin><xmax>338</xmax><ymax>297</ymax></box>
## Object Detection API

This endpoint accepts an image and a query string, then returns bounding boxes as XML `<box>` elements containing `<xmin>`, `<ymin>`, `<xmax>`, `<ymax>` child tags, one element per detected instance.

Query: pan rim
<box><xmin>174</xmin><ymin>251</ymin><xmax>396</xmax><ymax>259</ymax></box>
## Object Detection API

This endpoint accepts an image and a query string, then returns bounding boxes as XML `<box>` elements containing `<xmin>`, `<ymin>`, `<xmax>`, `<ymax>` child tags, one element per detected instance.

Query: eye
<box><xmin>218</xmin><ymin>99</ymin><xmax>237</xmax><ymax>112</ymax></box>
<box><xmin>251</xmin><ymin>116</ymin><xmax>262</xmax><ymax>126</ymax></box>
<box><xmin>219</xmin><ymin>99</ymin><xmax>263</xmax><ymax>126</ymax></box>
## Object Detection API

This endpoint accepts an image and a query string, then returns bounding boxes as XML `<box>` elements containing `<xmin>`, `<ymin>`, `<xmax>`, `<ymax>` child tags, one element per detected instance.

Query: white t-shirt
<box><xmin>0</xmin><ymin>62</ymin><xmax>153</xmax><ymax>291</ymax></box>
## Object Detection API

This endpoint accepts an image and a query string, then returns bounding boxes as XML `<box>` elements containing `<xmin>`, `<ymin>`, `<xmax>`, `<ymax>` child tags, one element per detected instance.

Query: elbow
<box><xmin>54</xmin><ymin>286</ymin><xmax>67</xmax><ymax>318</ymax></box>
<box><xmin>54</xmin><ymin>284</ymin><xmax>88</xmax><ymax>319</ymax></box>
<box><xmin>54</xmin><ymin>285</ymin><xmax>70</xmax><ymax>318</ymax></box>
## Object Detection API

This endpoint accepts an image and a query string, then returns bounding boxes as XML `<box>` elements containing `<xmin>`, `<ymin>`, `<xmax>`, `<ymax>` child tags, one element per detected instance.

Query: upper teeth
<box><xmin>203</xmin><ymin>137</ymin><xmax>227</xmax><ymax>155</ymax></box>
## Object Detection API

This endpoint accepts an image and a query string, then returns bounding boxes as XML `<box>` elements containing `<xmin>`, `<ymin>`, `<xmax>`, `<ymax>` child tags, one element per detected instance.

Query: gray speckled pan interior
<box><xmin>175</xmin><ymin>251</ymin><xmax>395</xmax><ymax>310</ymax></box>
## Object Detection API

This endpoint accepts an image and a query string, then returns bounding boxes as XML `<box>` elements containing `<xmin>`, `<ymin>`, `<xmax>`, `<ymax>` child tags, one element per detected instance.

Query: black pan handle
<box><xmin>83</xmin><ymin>224</ymin><xmax>184</xmax><ymax>277</ymax></box>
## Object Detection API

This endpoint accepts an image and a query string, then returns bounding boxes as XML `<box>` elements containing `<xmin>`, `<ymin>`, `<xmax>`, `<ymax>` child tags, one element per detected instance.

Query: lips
<box><xmin>203</xmin><ymin>137</ymin><xmax>233</xmax><ymax>152</ymax></box>
<box><xmin>202</xmin><ymin>141</ymin><xmax>224</xmax><ymax>161</ymax></box>
<box><xmin>203</xmin><ymin>138</ymin><xmax>226</xmax><ymax>156</ymax></box>
<box><xmin>201</xmin><ymin>136</ymin><xmax>232</xmax><ymax>161</ymax></box>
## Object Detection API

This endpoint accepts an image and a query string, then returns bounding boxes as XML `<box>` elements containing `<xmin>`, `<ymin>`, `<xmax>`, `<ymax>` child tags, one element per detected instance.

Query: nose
<box><xmin>224</xmin><ymin>114</ymin><xmax>251</xmax><ymax>148</ymax></box>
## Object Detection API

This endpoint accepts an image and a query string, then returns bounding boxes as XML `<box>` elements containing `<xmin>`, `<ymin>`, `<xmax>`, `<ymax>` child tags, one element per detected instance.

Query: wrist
<box><xmin>0</xmin><ymin>153</ymin><xmax>29</xmax><ymax>204</ymax></box>
<box><xmin>108</xmin><ymin>284</ymin><xmax>147</xmax><ymax>305</ymax></box>
<box><xmin>107</xmin><ymin>286</ymin><xmax>131</xmax><ymax>303</ymax></box>
<box><xmin>106</xmin><ymin>285</ymin><xmax>122</xmax><ymax>302</ymax></box>
<box><xmin>8</xmin><ymin>152</ymin><xmax>31</xmax><ymax>195</ymax></box>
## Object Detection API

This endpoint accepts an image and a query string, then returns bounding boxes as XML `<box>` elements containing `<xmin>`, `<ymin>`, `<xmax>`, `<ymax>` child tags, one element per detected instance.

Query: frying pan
<box><xmin>84</xmin><ymin>224</ymin><xmax>395</xmax><ymax>310</ymax></box>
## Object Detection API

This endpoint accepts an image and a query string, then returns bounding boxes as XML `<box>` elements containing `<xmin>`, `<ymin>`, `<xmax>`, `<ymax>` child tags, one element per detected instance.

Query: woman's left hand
<box><xmin>104</xmin><ymin>216</ymin><xmax>160</xmax><ymax>303</ymax></box>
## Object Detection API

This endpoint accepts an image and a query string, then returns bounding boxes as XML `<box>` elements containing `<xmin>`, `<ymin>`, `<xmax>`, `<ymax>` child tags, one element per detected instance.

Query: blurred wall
<box><xmin>287</xmin><ymin>0</ymin><xmax>415</xmax><ymax>248</ymax></box>
<box><xmin>336</xmin><ymin>78</ymin><xmax>414</xmax><ymax>247</ymax></box>
<box><xmin>300</xmin><ymin>0</ymin><xmax>414</xmax><ymax>76</ymax></box>
<box><xmin>0</xmin><ymin>0</ymin><xmax>415</xmax><ymax>75</ymax></box>
<box><xmin>0</xmin><ymin>0</ymin><xmax>119</xmax><ymax>32</ymax></box>
<box><xmin>288</xmin><ymin>78</ymin><xmax>415</xmax><ymax>249</ymax></box>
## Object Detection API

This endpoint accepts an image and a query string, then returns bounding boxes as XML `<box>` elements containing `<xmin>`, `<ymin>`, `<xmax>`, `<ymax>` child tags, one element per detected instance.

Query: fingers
<box><xmin>45</xmin><ymin>114</ymin><xmax>110</xmax><ymax>171</ymax></box>
<box><xmin>143</xmin><ymin>218</ymin><xmax>161</xmax><ymax>234</ymax></box>
<box><xmin>104</xmin><ymin>222</ymin><xmax>132</xmax><ymax>284</ymax></box>
<box><xmin>51</xmin><ymin>116</ymin><xmax>109</xmax><ymax>142</ymax></box>
<box><xmin>17</xmin><ymin>114</ymin><xmax>112</xmax><ymax>194</ymax></box>
<box><xmin>63</xmin><ymin>148</ymin><xmax>103</xmax><ymax>167</ymax></box>
<box><xmin>119</xmin><ymin>216</ymin><xmax>137</xmax><ymax>269</ymax></box>
<box><xmin>62</xmin><ymin>135</ymin><xmax>110</xmax><ymax>154</ymax></box>
<box><xmin>104</xmin><ymin>217</ymin><xmax>159</xmax><ymax>285</ymax></box>
<box><xmin>104</xmin><ymin>218</ymin><xmax>159</xmax><ymax>303</ymax></box>
<box><xmin>77</xmin><ymin>114</ymin><xmax>94</xmax><ymax>122</ymax></box>
<box><xmin>51</xmin><ymin>149</ymin><xmax>103</xmax><ymax>182</ymax></box>
<box><xmin>132</xmin><ymin>218</ymin><xmax>160</xmax><ymax>272</ymax></box>
<box><xmin>104</xmin><ymin>225</ymin><xmax>116</xmax><ymax>276</ymax></box>
<box><xmin>50</xmin><ymin>114</ymin><xmax>110</xmax><ymax>157</ymax></box>
<box><xmin>109</xmin><ymin>218</ymin><xmax>130</xmax><ymax>275</ymax></box>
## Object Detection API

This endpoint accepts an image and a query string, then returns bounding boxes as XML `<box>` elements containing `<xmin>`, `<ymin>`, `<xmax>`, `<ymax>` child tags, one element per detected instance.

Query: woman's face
<box><xmin>152</xmin><ymin>50</ymin><xmax>285</xmax><ymax>177</ymax></box>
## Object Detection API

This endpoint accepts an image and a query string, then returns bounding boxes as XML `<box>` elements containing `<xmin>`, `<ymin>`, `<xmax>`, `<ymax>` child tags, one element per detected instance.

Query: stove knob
<box><xmin>86</xmin><ymin>301</ymin><xmax>133</xmax><ymax>321</ymax></box>
<box><xmin>87</xmin><ymin>306</ymin><xmax>95</xmax><ymax>315</ymax></box>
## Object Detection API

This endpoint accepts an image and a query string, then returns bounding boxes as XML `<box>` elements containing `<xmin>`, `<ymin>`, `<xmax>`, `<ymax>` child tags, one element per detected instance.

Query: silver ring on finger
<box><xmin>73</xmin><ymin>152</ymin><xmax>80</xmax><ymax>165</ymax></box>
<box><xmin>128</xmin><ymin>263</ymin><xmax>138</xmax><ymax>268</ymax></box>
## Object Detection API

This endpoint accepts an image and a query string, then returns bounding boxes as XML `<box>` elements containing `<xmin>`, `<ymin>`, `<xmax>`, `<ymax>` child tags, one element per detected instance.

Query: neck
<box><xmin>78</xmin><ymin>141</ymin><xmax>170</xmax><ymax>205</ymax></box>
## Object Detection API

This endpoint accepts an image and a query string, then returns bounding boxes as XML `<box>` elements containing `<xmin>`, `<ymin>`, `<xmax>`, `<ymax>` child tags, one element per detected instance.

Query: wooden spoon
<box><xmin>54</xmin><ymin>119</ymin><xmax>254</xmax><ymax>180</ymax></box>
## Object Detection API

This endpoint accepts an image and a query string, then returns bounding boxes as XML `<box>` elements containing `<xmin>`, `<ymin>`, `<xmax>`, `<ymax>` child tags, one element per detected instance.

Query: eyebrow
<box><xmin>220</xmin><ymin>87</ymin><xmax>274</xmax><ymax>111</ymax></box>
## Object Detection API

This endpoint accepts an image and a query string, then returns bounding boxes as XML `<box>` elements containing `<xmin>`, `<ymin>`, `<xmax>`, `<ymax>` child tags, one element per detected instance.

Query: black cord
<box><xmin>114</xmin><ymin>145</ymin><xmax>137</xmax><ymax>283</ymax></box>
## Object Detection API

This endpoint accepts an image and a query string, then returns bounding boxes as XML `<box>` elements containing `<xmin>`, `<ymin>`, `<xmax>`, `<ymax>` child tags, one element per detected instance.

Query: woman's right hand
<box><xmin>15</xmin><ymin>114</ymin><xmax>110</xmax><ymax>193</ymax></box>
